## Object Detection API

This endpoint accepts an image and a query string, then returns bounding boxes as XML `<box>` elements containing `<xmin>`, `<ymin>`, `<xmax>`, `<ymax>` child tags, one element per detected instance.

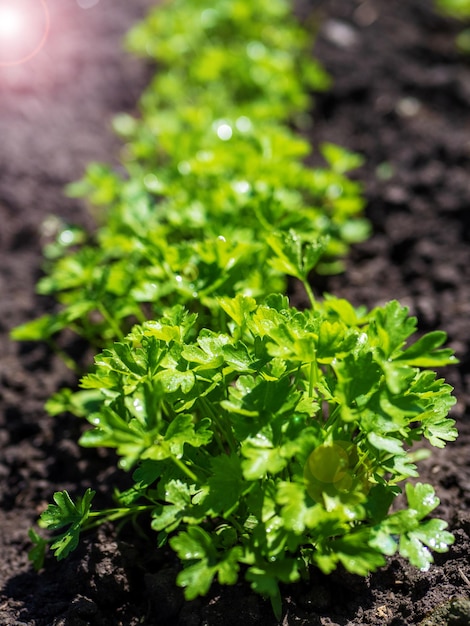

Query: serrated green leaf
<box><xmin>396</xmin><ymin>330</ymin><xmax>457</xmax><ymax>367</ymax></box>
<box><xmin>39</xmin><ymin>489</ymin><xmax>94</xmax><ymax>530</ymax></box>
<box><xmin>202</xmin><ymin>454</ymin><xmax>245</xmax><ymax>516</ymax></box>
<box><xmin>405</xmin><ymin>482</ymin><xmax>439</xmax><ymax>518</ymax></box>
<box><xmin>412</xmin><ymin>518</ymin><xmax>455</xmax><ymax>554</ymax></box>
<box><xmin>241</xmin><ymin>439</ymin><xmax>288</xmax><ymax>480</ymax></box>
<box><xmin>266</xmin><ymin>230</ymin><xmax>327</xmax><ymax>280</ymax></box>
<box><xmin>315</xmin><ymin>531</ymin><xmax>386</xmax><ymax>576</ymax></box>
<box><xmin>246</xmin><ymin>559</ymin><xmax>300</xmax><ymax>619</ymax></box>
<box><xmin>10</xmin><ymin>314</ymin><xmax>64</xmax><ymax>341</ymax></box>
<box><xmin>143</xmin><ymin>414</ymin><xmax>212</xmax><ymax>462</ymax></box>
<box><xmin>181</xmin><ymin>333</ymin><xmax>228</xmax><ymax>369</ymax></box>
<box><xmin>170</xmin><ymin>526</ymin><xmax>241</xmax><ymax>600</ymax></box>
<box><xmin>38</xmin><ymin>489</ymin><xmax>95</xmax><ymax>561</ymax></box>
<box><xmin>174</xmin><ymin>559</ymin><xmax>216</xmax><ymax>599</ymax></box>
<box><xmin>266</xmin><ymin>231</ymin><xmax>303</xmax><ymax>279</ymax></box>
<box><xmin>369</xmin><ymin>301</ymin><xmax>417</xmax><ymax>359</ymax></box>
<box><xmin>367</xmin><ymin>432</ymin><xmax>404</xmax><ymax>455</ymax></box>
<box><xmin>423</xmin><ymin>417</ymin><xmax>458</xmax><ymax>448</ymax></box>
<box><xmin>222</xmin><ymin>343</ymin><xmax>257</xmax><ymax>372</ymax></box>
<box><xmin>79</xmin><ymin>405</ymin><xmax>153</xmax><ymax>469</ymax></box>
<box><xmin>171</xmin><ymin>525</ymin><xmax>214</xmax><ymax>562</ymax></box>
<box><xmin>276</xmin><ymin>481</ymin><xmax>320</xmax><ymax>533</ymax></box>
<box><xmin>218</xmin><ymin>294</ymin><xmax>257</xmax><ymax>327</ymax></box>
<box><xmin>399</xmin><ymin>533</ymin><xmax>434</xmax><ymax>570</ymax></box>
<box><xmin>151</xmin><ymin>479</ymin><xmax>193</xmax><ymax>532</ymax></box>
<box><xmin>155</xmin><ymin>368</ymin><xmax>195</xmax><ymax>394</ymax></box>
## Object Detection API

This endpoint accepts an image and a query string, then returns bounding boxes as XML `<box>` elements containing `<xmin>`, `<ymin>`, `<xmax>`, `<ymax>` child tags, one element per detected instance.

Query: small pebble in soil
<box><xmin>322</xmin><ymin>19</ymin><xmax>359</xmax><ymax>49</ymax></box>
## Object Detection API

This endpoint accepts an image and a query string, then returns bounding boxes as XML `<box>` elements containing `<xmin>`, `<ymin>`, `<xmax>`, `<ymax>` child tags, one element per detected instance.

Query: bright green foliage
<box><xmin>124</xmin><ymin>0</ymin><xmax>331</xmax><ymax>123</ymax></box>
<box><xmin>435</xmin><ymin>0</ymin><xmax>470</xmax><ymax>52</ymax></box>
<box><xmin>36</xmin><ymin>489</ymin><xmax>95</xmax><ymax>561</ymax></box>
<box><xmin>436</xmin><ymin>0</ymin><xmax>470</xmax><ymax>18</ymax></box>
<box><xmin>30</xmin><ymin>297</ymin><xmax>457</xmax><ymax>617</ymax></box>
<box><xmin>20</xmin><ymin>0</ymin><xmax>459</xmax><ymax>619</ymax></box>
<box><xmin>11</xmin><ymin>0</ymin><xmax>368</xmax><ymax>348</ymax></box>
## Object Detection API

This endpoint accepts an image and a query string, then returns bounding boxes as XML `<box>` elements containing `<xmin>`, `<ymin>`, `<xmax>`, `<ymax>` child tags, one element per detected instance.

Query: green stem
<box><xmin>97</xmin><ymin>302</ymin><xmax>125</xmax><ymax>341</ymax></box>
<box><xmin>86</xmin><ymin>504</ymin><xmax>154</xmax><ymax>530</ymax></box>
<box><xmin>227</xmin><ymin>514</ymin><xmax>247</xmax><ymax>537</ymax></box>
<box><xmin>170</xmin><ymin>454</ymin><xmax>199</xmax><ymax>483</ymax></box>
<box><xmin>325</xmin><ymin>404</ymin><xmax>341</xmax><ymax>428</ymax></box>
<box><xmin>302</xmin><ymin>278</ymin><xmax>316</xmax><ymax>309</ymax></box>
<box><xmin>200</xmin><ymin>397</ymin><xmax>237</xmax><ymax>454</ymax></box>
<box><xmin>133</xmin><ymin>304</ymin><xmax>147</xmax><ymax>324</ymax></box>
<box><xmin>308</xmin><ymin>359</ymin><xmax>319</xmax><ymax>398</ymax></box>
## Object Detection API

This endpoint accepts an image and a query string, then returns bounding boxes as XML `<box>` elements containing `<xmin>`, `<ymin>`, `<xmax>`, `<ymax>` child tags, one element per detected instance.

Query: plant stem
<box><xmin>86</xmin><ymin>504</ymin><xmax>154</xmax><ymax>530</ymax></box>
<box><xmin>170</xmin><ymin>454</ymin><xmax>199</xmax><ymax>483</ymax></box>
<box><xmin>200</xmin><ymin>397</ymin><xmax>237</xmax><ymax>454</ymax></box>
<box><xmin>308</xmin><ymin>359</ymin><xmax>319</xmax><ymax>397</ymax></box>
<box><xmin>97</xmin><ymin>302</ymin><xmax>125</xmax><ymax>341</ymax></box>
<box><xmin>302</xmin><ymin>278</ymin><xmax>316</xmax><ymax>309</ymax></box>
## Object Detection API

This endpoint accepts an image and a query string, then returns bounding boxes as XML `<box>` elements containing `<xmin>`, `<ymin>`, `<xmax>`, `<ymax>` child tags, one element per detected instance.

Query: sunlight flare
<box><xmin>0</xmin><ymin>0</ymin><xmax>50</xmax><ymax>66</ymax></box>
<box><xmin>0</xmin><ymin>6</ymin><xmax>24</xmax><ymax>39</ymax></box>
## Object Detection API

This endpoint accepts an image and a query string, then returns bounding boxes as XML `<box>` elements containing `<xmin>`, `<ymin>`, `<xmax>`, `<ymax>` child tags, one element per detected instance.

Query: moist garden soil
<box><xmin>1</xmin><ymin>0</ymin><xmax>469</xmax><ymax>624</ymax></box>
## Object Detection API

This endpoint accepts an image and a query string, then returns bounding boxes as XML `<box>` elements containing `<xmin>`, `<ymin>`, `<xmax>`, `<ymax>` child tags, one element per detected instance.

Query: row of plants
<box><xmin>16</xmin><ymin>0</ymin><xmax>458</xmax><ymax>619</ymax></box>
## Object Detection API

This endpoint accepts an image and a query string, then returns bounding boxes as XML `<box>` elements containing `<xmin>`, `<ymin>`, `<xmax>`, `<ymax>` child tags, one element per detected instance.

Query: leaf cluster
<box><xmin>32</xmin><ymin>296</ymin><xmax>457</xmax><ymax>616</ymax></box>
<box><xmin>18</xmin><ymin>0</ymin><xmax>459</xmax><ymax>619</ymax></box>
<box><xmin>12</xmin><ymin>0</ymin><xmax>368</xmax><ymax>348</ymax></box>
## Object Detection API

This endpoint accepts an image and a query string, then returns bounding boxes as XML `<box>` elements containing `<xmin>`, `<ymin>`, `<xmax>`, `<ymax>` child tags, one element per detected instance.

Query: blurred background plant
<box><xmin>435</xmin><ymin>0</ymin><xmax>470</xmax><ymax>52</ymax></box>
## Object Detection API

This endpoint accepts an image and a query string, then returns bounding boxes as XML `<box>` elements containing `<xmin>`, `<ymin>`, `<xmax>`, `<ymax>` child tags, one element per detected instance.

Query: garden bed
<box><xmin>0</xmin><ymin>0</ymin><xmax>469</xmax><ymax>624</ymax></box>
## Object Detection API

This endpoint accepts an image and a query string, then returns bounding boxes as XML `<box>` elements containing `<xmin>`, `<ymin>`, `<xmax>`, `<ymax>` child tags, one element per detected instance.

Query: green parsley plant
<box><xmin>11</xmin><ymin>0</ymin><xmax>368</xmax><ymax>349</ymax></box>
<box><xmin>15</xmin><ymin>0</ymin><xmax>459</xmax><ymax>619</ymax></box>
<box><xmin>30</xmin><ymin>295</ymin><xmax>457</xmax><ymax>618</ymax></box>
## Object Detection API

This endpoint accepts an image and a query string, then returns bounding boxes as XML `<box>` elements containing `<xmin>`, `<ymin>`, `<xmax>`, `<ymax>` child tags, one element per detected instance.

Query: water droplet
<box><xmin>147</xmin><ymin>320</ymin><xmax>163</xmax><ymax>331</ymax></box>
<box><xmin>246</xmin><ymin>41</ymin><xmax>266</xmax><ymax>60</ymax></box>
<box><xmin>178</xmin><ymin>161</ymin><xmax>191</xmax><ymax>175</ymax></box>
<box><xmin>357</xmin><ymin>333</ymin><xmax>368</xmax><ymax>346</ymax></box>
<box><xmin>58</xmin><ymin>229</ymin><xmax>75</xmax><ymax>246</ymax></box>
<box><xmin>327</xmin><ymin>183</ymin><xmax>343</xmax><ymax>199</ymax></box>
<box><xmin>144</xmin><ymin>173</ymin><xmax>164</xmax><ymax>193</ymax></box>
<box><xmin>215</xmin><ymin>122</ymin><xmax>233</xmax><ymax>141</ymax></box>
<box><xmin>232</xmin><ymin>180</ymin><xmax>251</xmax><ymax>194</ymax></box>
<box><xmin>200</xmin><ymin>8</ymin><xmax>218</xmax><ymax>27</ymax></box>
<box><xmin>196</xmin><ymin>150</ymin><xmax>213</xmax><ymax>162</ymax></box>
<box><xmin>235</xmin><ymin>116</ymin><xmax>252</xmax><ymax>133</ymax></box>
<box><xmin>422</xmin><ymin>493</ymin><xmax>437</xmax><ymax>510</ymax></box>
<box><xmin>133</xmin><ymin>399</ymin><xmax>144</xmax><ymax>413</ymax></box>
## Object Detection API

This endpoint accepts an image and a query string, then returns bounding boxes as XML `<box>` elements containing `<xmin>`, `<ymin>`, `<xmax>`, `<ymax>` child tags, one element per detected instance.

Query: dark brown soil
<box><xmin>1</xmin><ymin>1</ymin><xmax>469</xmax><ymax>624</ymax></box>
